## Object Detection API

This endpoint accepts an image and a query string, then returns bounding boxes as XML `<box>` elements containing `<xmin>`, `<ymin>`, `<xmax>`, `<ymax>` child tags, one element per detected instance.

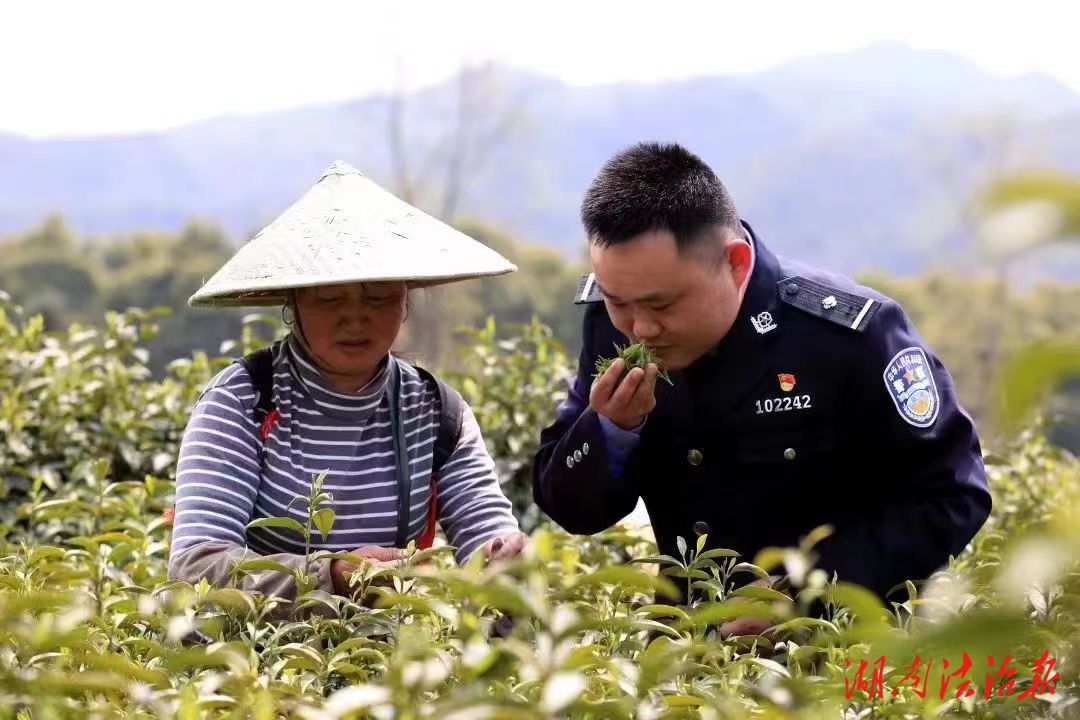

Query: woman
<box><xmin>169</xmin><ymin>162</ymin><xmax>527</xmax><ymax>602</ymax></box>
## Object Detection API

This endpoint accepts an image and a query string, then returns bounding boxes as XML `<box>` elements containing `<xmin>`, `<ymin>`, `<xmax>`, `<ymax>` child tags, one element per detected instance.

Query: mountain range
<box><xmin>3</xmin><ymin>42</ymin><xmax>1079</xmax><ymax>278</ymax></box>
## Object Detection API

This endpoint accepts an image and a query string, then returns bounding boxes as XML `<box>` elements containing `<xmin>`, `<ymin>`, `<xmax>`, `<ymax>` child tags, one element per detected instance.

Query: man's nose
<box><xmin>632</xmin><ymin>313</ymin><xmax>661</xmax><ymax>341</ymax></box>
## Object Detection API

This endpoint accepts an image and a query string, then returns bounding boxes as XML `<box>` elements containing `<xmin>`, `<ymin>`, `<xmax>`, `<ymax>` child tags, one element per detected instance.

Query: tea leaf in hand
<box><xmin>594</xmin><ymin>342</ymin><xmax>674</xmax><ymax>385</ymax></box>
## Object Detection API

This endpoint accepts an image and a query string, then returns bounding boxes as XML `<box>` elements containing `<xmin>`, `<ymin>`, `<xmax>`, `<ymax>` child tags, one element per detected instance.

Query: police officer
<box><xmin>533</xmin><ymin>142</ymin><xmax>991</xmax><ymax>633</ymax></box>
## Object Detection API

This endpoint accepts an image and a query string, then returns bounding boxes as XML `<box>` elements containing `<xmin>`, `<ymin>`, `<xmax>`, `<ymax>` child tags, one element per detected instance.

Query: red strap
<box><xmin>259</xmin><ymin>408</ymin><xmax>281</xmax><ymax>441</ymax></box>
<box><xmin>417</xmin><ymin>478</ymin><xmax>438</xmax><ymax>549</ymax></box>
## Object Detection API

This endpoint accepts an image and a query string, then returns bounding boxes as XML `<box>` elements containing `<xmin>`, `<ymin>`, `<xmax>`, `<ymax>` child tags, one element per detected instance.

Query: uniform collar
<box><xmin>730</xmin><ymin>221</ymin><xmax>784</xmax><ymax>343</ymax></box>
<box><xmin>689</xmin><ymin>221</ymin><xmax>784</xmax><ymax>366</ymax></box>
<box><xmin>678</xmin><ymin>220</ymin><xmax>785</xmax><ymax>407</ymax></box>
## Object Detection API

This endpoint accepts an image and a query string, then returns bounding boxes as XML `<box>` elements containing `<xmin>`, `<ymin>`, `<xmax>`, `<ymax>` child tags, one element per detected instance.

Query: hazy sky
<box><xmin>3</xmin><ymin>0</ymin><xmax>1079</xmax><ymax>137</ymax></box>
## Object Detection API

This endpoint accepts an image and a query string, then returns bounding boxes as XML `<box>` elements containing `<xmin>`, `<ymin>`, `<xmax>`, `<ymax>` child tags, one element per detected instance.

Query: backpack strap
<box><xmin>388</xmin><ymin>358</ymin><xmax>412</xmax><ymax>548</ymax></box>
<box><xmin>392</xmin><ymin>359</ymin><xmax>468</xmax><ymax>548</ymax></box>
<box><xmin>238</xmin><ymin>346</ymin><xmax>279</xmax><ymax>441</ymax></box>
<box><xmin>414</xmin><ymin>366</ymin><xmax>465</xmax><ymax>472</ymax></box>
<box><xmin>413</xmin><ymin>365</ymin><xmax>465</xmax><ymax>548</ymax></box>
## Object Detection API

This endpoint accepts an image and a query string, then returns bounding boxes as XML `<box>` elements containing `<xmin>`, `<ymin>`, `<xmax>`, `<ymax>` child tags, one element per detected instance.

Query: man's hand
<box><xmin>590</xmin><ymin>358</ymin><xmax>659</xmax><ymax>430</ymax></box>
<box><xmin>330</xmin><ymin>546</ymin><xmax>406</xmax><ymax>595</ymax></box>
<box><xmin>719</xmin><ymin>576</ymin><xmax>782</xmax><ymax>638</ymax></box>
<box><xmin>481</xmin><ymin>532</ymin><xmax>528</xmax><ymax>562</ymax></box>
<box><xmin>719</xmin><ymin>616</ymin><xmax>773</xmax><ymax>638</ymax></box>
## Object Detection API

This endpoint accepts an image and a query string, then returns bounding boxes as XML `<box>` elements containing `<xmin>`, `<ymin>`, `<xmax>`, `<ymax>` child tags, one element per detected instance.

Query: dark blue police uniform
<box><xmin>533</xmin><ymin>222</ymin><xmax>991</xmax><ymax>601</ymax></box>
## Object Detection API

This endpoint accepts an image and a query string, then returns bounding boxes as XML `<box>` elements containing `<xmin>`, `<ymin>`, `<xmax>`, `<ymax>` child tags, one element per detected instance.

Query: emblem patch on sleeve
<box><xmin>883</xmin><ymin>347</ymin><xmax>939</xmax><ymax>427</ymax></box>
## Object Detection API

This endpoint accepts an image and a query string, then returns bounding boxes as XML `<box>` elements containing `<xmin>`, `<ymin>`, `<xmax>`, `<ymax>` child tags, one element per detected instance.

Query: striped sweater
<box><xmin>168</xmin><ymin>334</ymin><xmax>519</xmax><ymax>600</ymax></box>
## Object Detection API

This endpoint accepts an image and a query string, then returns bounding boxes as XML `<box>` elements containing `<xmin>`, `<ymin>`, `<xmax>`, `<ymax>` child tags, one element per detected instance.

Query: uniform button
<box><xmin>687</xmin><ymin>449</ymin><xmax>703</xmax><ymax>466</ymax></box>
<box><xmin>582</xmin><ymin>442</ymin><xmax>590</xmax><ymax>456</ymax></box>
<box><xmin>573</xmin><ymin>450</ymin><xmax>583</xmax><ymax>462</ymax></box>
<box><xmin>693</xmin><ymin>520</ymin><xmax>710</xmax><ymax>536</ymax></box>
<box><xmin>784</xmin><ymin>447</ymin><xmax>797</xmax><ymax>461</ymax></box>
<box><xmin>784</xmin><ymin>282</ymin><xmax>800</xmax><ymax>296</ymax></box>
<box><xmin>566</xmin><ymin>456</ymin><xmax>574</xmax><ymax>468</ymax></box>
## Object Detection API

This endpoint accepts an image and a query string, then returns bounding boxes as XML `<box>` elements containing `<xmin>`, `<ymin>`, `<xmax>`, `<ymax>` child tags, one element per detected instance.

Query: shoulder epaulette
<box><xmin>573</xmin><ymin>273</ymin><xmax>603</xmax><ymax>304</ymax></box>
<box><xmin>777</xmin><ymin>275</ymin><xmax>880</xmax><ymax>332</ymax></box>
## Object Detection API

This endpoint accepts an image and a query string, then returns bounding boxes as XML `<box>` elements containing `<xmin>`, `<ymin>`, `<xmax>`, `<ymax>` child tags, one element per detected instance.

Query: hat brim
<box><xmin>188</xmin><ymin>266</ymin><xmax>516</xmax><ymax>308</ymax></box>
<box><xmin>187</xmin><ymin>161</ymin><xmax>518</xmax><ymax>309</ymax></box>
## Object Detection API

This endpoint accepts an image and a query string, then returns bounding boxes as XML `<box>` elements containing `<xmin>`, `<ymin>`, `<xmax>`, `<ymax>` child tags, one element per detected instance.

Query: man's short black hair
<box><xmin>581</xmin><ymin>142</ymin><xmax>741</xmax><ymax>252</ymax></box>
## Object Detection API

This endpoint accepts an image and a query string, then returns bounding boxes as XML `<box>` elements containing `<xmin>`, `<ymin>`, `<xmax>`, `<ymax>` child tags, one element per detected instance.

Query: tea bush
<box><xmin>0</xmin><ymin>297</ymin><xmax>1076</xmax><ymax>719</ymax></box>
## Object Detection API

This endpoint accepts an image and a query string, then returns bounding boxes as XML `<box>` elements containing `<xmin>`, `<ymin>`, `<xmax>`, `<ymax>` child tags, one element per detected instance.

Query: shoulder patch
<box><xmin>777</xmin><ymin>275</ymin><xmax>879</xmax><ymax>332</ymax></box>
<box><xmin>883</xmin><ymin>347</ymin><xmax>940</xmax><ymax>427</ymax></box>
<box><xmin>573</xmin><ymin>273</ymin><xmax>603</xmax><ymax>304</ymax></box>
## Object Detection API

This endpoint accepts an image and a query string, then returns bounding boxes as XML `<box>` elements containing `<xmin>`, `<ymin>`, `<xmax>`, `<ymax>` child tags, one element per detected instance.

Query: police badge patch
<box><xmin>883</xmin><ymin>347</ymin><xmax>939</xmax><ymax>427</ymax></box>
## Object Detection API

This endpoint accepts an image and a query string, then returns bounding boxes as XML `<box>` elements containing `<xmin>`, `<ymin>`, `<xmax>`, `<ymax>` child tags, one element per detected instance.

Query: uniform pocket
<box><xmin>734</xmin><ymin>426</ymin><xmax>837</xmax><ymax>466</ymax></box>
<box><xmin>733</xmin><ymin>425</ymin><xmax>841</xmax><ymax>530</ymax></box>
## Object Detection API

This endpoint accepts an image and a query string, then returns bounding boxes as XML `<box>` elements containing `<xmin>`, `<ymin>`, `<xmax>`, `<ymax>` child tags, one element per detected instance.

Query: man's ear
<box><xmin>723</xmin><ymin>237</ymin><xmax>753</xmax><ymax>287</ymax></box>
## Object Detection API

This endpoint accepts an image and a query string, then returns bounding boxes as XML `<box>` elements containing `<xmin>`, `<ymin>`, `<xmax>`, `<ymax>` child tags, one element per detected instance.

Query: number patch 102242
<box><xmin>755</xmin><ymin>395</ymin><xmax>812</xmax><ymax>415</ymax></box>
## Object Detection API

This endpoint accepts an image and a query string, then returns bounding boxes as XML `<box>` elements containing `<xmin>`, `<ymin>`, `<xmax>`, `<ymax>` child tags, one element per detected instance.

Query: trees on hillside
<box><xmin>0</xmin><ymin>214</ymin><xmax>587</xmax><ymax>376</ymax></box>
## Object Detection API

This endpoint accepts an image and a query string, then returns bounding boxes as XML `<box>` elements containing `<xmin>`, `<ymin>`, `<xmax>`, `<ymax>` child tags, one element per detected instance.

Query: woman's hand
<box><xmin>719</xmin><ymin>576</ymin><xmax>782</xmax><ymax>638</ymax></box>
<box><xmin>330</xmin><ymin>546</ymin><xmax>406</xmax><ymax>594</ymax></box>
<box><xmin>480</xmin><ymin>532</ymin><xmax>529</xmax><ymax>562</ymax></box>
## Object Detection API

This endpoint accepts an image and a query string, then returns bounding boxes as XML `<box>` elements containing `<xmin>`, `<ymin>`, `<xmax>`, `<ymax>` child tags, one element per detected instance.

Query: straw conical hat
<box><xmin>188</xmin><ymin>161</ymin><xmax>517</xmax><ymax>307</ymax></box>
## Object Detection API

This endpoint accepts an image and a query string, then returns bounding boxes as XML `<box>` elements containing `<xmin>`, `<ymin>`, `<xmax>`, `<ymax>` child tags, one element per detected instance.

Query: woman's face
<box><xmin>293</xmin><ymin>281</ymin><xmax>408</xmax><ymax>385</ymax></box>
